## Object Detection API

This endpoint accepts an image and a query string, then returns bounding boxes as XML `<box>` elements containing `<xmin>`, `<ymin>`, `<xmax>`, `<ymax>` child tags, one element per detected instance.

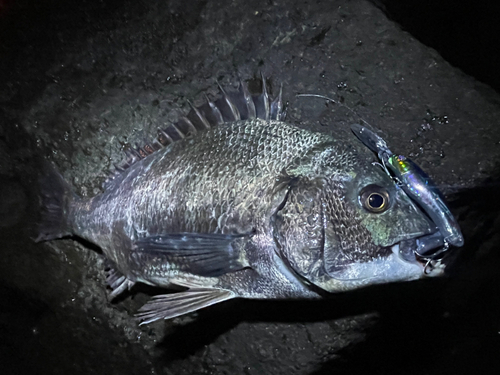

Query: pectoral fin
<box><xmin>133</xmin><ymin>232</ymin><xmax>250</xmax><ymax>277</ymax></box>
<box><xmin>136</xmin><ymin>288</ymin><xmax>235</xmax><ymax>324</ymax></box>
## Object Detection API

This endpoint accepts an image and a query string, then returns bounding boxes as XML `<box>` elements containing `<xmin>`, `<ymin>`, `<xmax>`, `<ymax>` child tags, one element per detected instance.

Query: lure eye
<box><xmin>359</xmin><ymin>185</ymin><xmax>390</xmax><ymax>213</ymax></box>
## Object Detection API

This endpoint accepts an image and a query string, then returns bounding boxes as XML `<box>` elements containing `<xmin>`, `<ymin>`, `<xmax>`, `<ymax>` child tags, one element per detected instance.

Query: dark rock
<box><xmin>1</xmin><ymin>0</ymin><xmax>499</xmax><ymax>374</ymax></box>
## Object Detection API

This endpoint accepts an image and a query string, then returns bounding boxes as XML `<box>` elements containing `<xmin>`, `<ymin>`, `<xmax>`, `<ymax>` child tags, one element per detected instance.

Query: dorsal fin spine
<box><xmin>217</xmin><ymin>82</ymin><xmax>241</xmax><ymax>121</ymax></box>
<box><xmin>158</xmin><ymin>129</ymin><xmax>173</xmax><ymax>145</ymax></box>
<box><xmin>261</xmin><ymin>73</ymin><xmax>270</xmax><ymax>120</ymax></box>
<box><xmin>169</xmin><ymin>124</ymin><xmax>185</xmax><ymax>139</ymax></box>
<box><xmin>253</xmin><ymin>74</ymin><xmax>270</xmax><ymax>120</ymax></box>
<box><xmin>178</xmin><ymin>116</ymin><xmax>198</xmax><ymax>135</ymax></box>
<box><xmin>270</xmin><ymin>83</ymin><xmax>284</xmax><ymax>121</ymax></box>
<box><xmin>188</xmin><ymin>100</ymin><xmax>211</xmax><ymax>130</ymax></box>
<box><xmin>240</xmin><ymin>80</ymin><xmax>257</xmax><ymax>119</ymax></box>
<box><xmin>207</xmin><ymin>97</ymin><xmax>224</xmax><ymax>125</ymax></box>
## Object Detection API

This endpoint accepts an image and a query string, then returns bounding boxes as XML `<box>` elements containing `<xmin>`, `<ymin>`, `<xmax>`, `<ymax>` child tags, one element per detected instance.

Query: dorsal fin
<box><xmin>103</xmin><ymin>77</ymin><xmax>286</xmax><ymax>189</ymax></box>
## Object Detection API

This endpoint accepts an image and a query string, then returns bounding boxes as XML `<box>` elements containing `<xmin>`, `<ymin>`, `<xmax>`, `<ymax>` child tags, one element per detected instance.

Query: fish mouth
<box><xmin>391</xmin><ymin>233</ymin><xmax>449</xmax><ymax>277</ymax></box>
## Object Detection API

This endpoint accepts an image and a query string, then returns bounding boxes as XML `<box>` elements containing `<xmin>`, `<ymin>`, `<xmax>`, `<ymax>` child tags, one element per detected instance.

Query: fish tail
<box><xmin>34</xmin><ymin>162</ymin><xmax>77</xmax><ymax>242</ymax></box>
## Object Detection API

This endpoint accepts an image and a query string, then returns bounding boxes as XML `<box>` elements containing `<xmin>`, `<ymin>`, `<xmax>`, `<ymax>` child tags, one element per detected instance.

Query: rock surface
<box><xmin>1</xmin><ymin>1</ymin><xmax>499</xmax><ymax>374</ymax></box>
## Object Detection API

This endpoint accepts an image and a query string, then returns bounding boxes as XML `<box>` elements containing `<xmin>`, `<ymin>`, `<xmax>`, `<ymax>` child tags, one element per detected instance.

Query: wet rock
<box><xmin>1</xmin><ymin>0</ymin><xmax>499</xmax><ymax>374</ymax></box>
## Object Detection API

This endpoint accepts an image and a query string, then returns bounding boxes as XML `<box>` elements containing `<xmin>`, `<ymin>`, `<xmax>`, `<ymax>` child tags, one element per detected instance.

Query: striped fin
<box><xmin>103</xmin><ymin>76</ymin><xmax>286</xmax><ymax>189</ymax></box>
<box><xmin>136</xmin><ymin>288</ymin><xmax>235</xmax><ymax>324</ymax></box>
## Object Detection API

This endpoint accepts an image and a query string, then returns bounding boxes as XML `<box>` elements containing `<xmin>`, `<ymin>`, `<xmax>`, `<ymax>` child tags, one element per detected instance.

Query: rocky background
<box><xmin>1</xmin><ymin>0</ymin><xmax>499</xmax><ymax>374</ymax></box>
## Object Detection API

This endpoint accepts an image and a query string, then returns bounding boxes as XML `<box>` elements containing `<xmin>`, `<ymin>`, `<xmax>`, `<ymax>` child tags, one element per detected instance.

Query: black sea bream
<box><xmin>36</xmin><ymin>78</ymin><xmax>461</xmax><ymax>324</ymax></box>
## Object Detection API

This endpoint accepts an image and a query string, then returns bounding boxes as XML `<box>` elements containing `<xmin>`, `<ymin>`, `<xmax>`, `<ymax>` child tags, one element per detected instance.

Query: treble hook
<box><xmin>423</xmin><ymin>258</ymin><xmax>433</xmax><ymax>275</ymax></box>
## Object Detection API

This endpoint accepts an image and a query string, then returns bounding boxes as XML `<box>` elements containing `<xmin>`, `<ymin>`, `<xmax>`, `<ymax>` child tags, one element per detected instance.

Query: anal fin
<box><xmin>135</xmin><ymin>288</ymin><xmax>235</xmax><ymax>325</ymax></box>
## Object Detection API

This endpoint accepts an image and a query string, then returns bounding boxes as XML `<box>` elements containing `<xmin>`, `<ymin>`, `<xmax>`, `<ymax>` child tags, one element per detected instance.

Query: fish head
<box><xmin>275</xmin><ymin>145</ymin><xmax>449</xmax><ymax>293</ymax></box>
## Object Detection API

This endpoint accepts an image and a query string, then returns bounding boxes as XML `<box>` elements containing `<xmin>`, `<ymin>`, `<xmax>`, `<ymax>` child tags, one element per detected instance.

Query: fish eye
<box><xmin>359</xmin><ymin>185</ymin><xmax>390</xmax><ymax>213</ymax></box>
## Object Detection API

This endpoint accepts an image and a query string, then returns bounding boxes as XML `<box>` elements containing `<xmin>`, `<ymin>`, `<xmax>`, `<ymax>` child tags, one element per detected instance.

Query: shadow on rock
<box><xmin>0</xmin><ymin>282</ymin><xmax>52</xmax><ymax>374</ymax></box>
<box><xmin>154</xmin><ymin>277</ymin><xmax>448</xmax><ymax>363</ymax></box>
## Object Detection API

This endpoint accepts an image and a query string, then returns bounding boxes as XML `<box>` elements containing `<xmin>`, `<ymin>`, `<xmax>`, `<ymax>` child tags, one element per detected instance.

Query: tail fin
<box><xmin>34</xmin><ymin>162</ymin><xmax>77</xmax><ymax>242</ymax></box>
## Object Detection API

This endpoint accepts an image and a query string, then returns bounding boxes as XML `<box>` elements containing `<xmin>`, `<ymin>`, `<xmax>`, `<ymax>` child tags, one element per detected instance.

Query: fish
<box><xmin>35</xmin><ymin>77</ymin><xmax>462</xmax><ymax>324</ymax></box>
